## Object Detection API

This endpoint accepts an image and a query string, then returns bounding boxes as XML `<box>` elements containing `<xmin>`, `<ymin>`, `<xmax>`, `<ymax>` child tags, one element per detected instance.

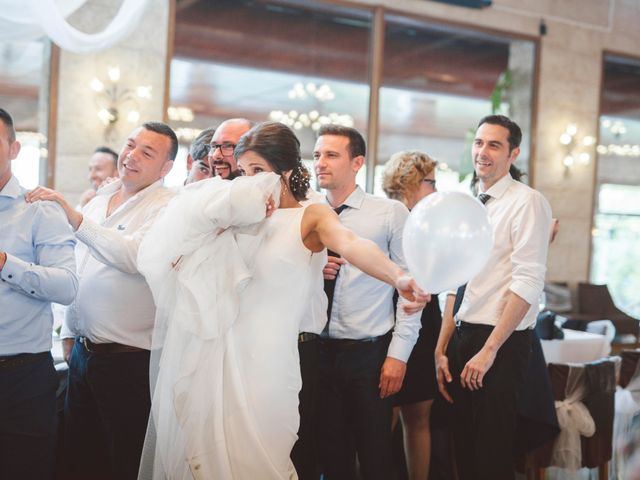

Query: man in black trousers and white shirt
<box><xmin>435</xmin><ymin>115</ymin><xmax>552</xmax><ymax>480</ymax></box>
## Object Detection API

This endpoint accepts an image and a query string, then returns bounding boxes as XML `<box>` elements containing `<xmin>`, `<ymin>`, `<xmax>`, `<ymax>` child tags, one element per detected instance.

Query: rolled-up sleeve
<box><xmin>509</xmin><ymin>191</ymin><xmax>552</xmax><ymax>305</ymax></box>
<box><xmin>0</xmin><ymin>202</ymin><xmax>77</xmax><ymax>305</ymax></box>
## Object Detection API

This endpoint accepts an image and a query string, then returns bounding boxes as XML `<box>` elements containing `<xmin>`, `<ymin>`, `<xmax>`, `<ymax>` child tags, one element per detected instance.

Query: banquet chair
<box><xmin>521</xmin><ymin>357</ymin><xmax>621</xmax><ymax>480</ymax></box>
<box><xmin>564</xmin><ymin>284</ymin><xmax>640</xmax><ymax>349</ymax></box>
<box><xmin>619</xmin><ymin>349</ymin><xmax>640</xmax><ymax>388</ymax></box>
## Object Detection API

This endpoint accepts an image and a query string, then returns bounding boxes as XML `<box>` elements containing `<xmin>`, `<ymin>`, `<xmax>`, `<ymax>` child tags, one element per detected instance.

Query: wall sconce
<box><xmin>90</xmin><ymin>66</ymin><xmax>151</xmax><ymax>140</ymax></box>
<box><xmin>559</xmin><ymin>123</ymin><xmax>595</xmax><ymax>174</ymax></box>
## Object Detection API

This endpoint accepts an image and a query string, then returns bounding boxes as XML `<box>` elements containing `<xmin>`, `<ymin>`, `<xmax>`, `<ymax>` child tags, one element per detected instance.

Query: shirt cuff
<box><xmin>510</xmin><ymin>279</ymin><xmax>543</xmax><ymax>306</ymax></box>
<box><xmin>59</xmin><ymin>329</ymin><xmax>75</xmax><ymax>340</ymax></box>
<box><xmin>75</xmin><ymin>216</ymin><xmax>100</xmax><ymax>246</ymax></box>
<box><xmin>0</xmin><ymin>253</ymin><xmax>28</xmax><ymax>287</ymax></box>
<box><xmin>387</xmin><ymin>336</ymin><xmax>414</xmax><ymax>363</ymax></box>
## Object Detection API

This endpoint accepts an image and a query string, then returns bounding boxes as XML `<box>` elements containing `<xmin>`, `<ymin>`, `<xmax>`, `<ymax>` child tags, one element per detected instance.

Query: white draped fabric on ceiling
<box><xmin>0</xmin><ymin>0</ymin><xmax>151</xmax><ymax>53</ymax></box>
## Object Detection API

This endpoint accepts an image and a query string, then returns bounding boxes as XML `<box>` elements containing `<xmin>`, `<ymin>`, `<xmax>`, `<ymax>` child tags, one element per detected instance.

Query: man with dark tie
<box><xmin>435</xmin><ymin>115</ymin><xmax>552</xmax><ymax>480</ymax></box>
<box><xmin>0</xmin><ymin>107</ymin><xmax>78</xmax><ymax>480</ymax></box>
<box><xmin>313</xmin><ymin>125</ymin><xmax>422</xmax><ymax>480</ymax></box>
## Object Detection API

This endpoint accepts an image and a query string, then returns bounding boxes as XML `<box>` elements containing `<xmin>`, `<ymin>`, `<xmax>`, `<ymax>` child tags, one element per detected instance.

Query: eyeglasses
<box><xmin>206</xmin><ymin>142</ymin><xmax>236</xmax><ymax>157</ymax></box>
<box><xmin>423</xmin><ymin>178</ymin><xmax>437</xmax><ymax>188</ymax></box>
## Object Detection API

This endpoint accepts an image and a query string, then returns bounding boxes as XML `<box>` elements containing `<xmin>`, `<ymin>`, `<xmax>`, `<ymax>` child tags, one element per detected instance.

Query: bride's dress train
<box><xmin>137</xmin><ymin>173</ymin><xmax>325</xmax><ymax>479</ymax></box>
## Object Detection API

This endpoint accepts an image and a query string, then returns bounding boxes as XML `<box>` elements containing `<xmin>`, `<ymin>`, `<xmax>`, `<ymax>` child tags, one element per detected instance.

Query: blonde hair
<box><xmin>382</xmin><ymin>150</ymin><xmax>437</xmax><ymax>204</ymax></box>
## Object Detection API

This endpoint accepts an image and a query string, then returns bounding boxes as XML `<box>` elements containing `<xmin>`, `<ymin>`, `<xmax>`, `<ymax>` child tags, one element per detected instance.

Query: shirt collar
<box><xmin>0</xmin><ymin>175</ymin><xmax>21</xmax><ymax>199</ymax></box>
<box><xmin>325</xmin><ymin>185</ymin><xmax>365</xmax><ymax>210</ymax></box>
<box><xmin>481</xmin><ymin>173</ymin><xmax>513</xmax><ymax>200</ymax></box>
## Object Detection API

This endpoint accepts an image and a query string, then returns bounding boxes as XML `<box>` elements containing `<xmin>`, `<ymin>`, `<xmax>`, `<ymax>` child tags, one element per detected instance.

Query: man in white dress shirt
<box><xmin>27</xmin><ymin>122</ymin><xmax>178</xmax><ymax>480</ymax></box>
<box><xmin>313</xmin><ymin>125</ymin><xmax>421</xmax><ymax>479</ymax></box>
<box><xmin>434</xmin><ymin>115</ymin><xmax>552</xmax><ymax>480</ymax></box>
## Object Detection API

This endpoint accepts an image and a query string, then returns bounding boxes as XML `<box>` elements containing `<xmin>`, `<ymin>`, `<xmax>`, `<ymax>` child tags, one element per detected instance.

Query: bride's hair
<box><xmin>234</xmin><ymin>121</ymin><xmax>310</xmax><ymax>201</ymax></box>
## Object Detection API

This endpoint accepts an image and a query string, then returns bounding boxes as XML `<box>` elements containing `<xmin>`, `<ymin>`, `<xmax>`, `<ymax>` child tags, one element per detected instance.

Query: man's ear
<box><xmin>9</xmin><ymin>140</ymin><xmax>21</xmax><ymax>160</ymax></box>
<box><xmin>351</xmin><ymin>155</ymin><xmax>365</xmax><ymax>173</ymax></box>
<box><xmin>509</xmin><ymin>146</ymin><xmax>520</xmax><ymax>163</ymax></box>
<box><xmin>160</xmin><ymin>160</ymin><xmax>173</xmax><ymax>178</ymax></box>
<box><xmin>186</xmin><ymin>153</ymin><xmax>193</xmax><ymax>171</ymax></box>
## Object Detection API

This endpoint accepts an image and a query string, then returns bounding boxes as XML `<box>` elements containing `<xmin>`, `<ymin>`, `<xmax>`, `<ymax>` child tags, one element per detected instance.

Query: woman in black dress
<box><xmin>383</xmin><ymin>150</ymin><xmax>442</xmax><ymax>479</ymax></box>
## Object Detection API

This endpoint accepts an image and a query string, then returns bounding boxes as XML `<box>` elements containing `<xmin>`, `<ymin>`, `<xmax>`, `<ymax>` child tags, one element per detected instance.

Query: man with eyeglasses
<box><xmin>206</xmin><ymin>118</ymin><xmax>252</xmax><ymax>179</ymax></box>
<box><xmin>185</xmin><ymin>127</ymin><xmax>216</xmax><ymax>185</ymax></box>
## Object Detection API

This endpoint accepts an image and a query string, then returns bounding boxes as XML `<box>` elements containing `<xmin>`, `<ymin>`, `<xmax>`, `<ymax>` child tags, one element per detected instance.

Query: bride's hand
<box><xmin>265</xmin><ymin>194</ymin><xmax>276</xmax><ymax>217</ymax></box>
<box><xmin>395</xmin><ymin>274</ymin><xmax>430</xmax><ymax>307</ymax></box>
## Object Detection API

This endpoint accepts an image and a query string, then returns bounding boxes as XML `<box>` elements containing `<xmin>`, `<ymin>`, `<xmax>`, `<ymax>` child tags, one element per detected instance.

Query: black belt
<box><xmin>78</xmin><ymin>336</ymin><xmax>147</xmax><ymax>354</ymax></box>
<box><xmin>320</xmin><ymin>331</ymin><xmax>391</xmax><ymax>349</ymax></box>
<box><xmin>0</xmin><ymin>352</ymin><xmax>50</xmax><ymax>370</ymax></box>
<box><xmin>455</xmin><ymin>320</ymin><xmax>494</xmax><ymax>332</ymax></box>
<box><xmin>298</xmin><ymin>332</ymin><xmax>319</xmax><ymax>344</ymax></box>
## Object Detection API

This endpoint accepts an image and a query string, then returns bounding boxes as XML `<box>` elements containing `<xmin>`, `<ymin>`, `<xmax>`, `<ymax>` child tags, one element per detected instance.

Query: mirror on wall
<box><xmin>0</xmin><ymin>40</ymin><xmax>48</xmax><ymax>188</ymax></box>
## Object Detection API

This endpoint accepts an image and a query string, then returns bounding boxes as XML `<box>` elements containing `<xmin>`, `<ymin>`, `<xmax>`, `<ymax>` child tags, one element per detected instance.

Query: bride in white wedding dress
<box><xmin>137</xmin><ymin>122</ymin><xmax>426</xmax><ymax>480</ymax></box>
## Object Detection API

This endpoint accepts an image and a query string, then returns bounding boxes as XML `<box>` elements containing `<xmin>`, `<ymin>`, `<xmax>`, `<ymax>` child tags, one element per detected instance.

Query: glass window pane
<box><xmin>0</xmin><ymin>40</ymin><xmax>46</xmax><ymax>188</ymax></box>
<box><xmin>168</xmin><ymin>0</ymin><xmax>372</xmax><ymax>189</ymax></box>
<box><xmin>591</xmin><ymin>54</ymin><xmax>640</xmax><ymax>318</ymax></box>
<box><xmin>376</xmin><ymin>16</ymin><xmax>535</xmax><ymax>196</ymax></box>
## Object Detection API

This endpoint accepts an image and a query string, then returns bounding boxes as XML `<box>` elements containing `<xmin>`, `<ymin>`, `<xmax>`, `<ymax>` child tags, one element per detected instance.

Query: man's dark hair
<box><xmin>94</xmin><ymin>146</ymin><xmax>118</xmax><ymax>167</ymax></box>
<box><xmin>477</xmin><ymin>115</ymin><xmax>522</xmax><ymax>152</ymax></box>
<box><xmin>190</xmin><ymin>127</ymin><xmax>216</xmax><ymax>161</ymax></box>
<box><xmin>317</xmin><ymin>124</ymin><xmax>366</xmax><ymax>159</ymax></box>
<box><xmin>142</xmin><ymin>122</ymin><xmax>178</xmax><ymax>161</ymax></box>
<box><xmin>0</xmin><ymin>108</ymin><xmax>16</xmax><ymax>143</ymax></box>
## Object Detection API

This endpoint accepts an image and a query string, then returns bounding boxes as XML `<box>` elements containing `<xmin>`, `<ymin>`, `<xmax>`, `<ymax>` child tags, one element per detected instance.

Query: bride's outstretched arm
<box><xmin>303</xmin><ymin>204</ymin><xmax>428</xmax><ymax>304</ymax></box>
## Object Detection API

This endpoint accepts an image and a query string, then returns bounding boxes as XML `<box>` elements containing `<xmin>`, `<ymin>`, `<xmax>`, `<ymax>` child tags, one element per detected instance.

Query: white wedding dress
<box><xmin>137</xmin><ymin>173</ymin><xmax>326</xmax><ymax>480</ymax></box>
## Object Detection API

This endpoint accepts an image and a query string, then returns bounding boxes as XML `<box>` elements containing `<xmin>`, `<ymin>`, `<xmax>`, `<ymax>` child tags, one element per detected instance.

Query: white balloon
<box><xmin>402</xmin><ymin>191</ymin><xmax>493</xmax><ymax>294</ymax></box>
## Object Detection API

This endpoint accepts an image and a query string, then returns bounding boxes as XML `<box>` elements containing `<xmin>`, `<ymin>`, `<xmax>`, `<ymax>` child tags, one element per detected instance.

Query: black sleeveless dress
<box><xmin>394</xmin><ymin>294</ymin><xmax>442</xmax><ymax>405</ymax></box>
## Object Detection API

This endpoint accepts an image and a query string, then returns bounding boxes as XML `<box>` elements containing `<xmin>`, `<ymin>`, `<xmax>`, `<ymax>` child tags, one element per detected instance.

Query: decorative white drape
<box><xmin>550</xmin><ymin>368</ymin><xmax>596</xmax><ymax>471</ymax></box>
<box><xmin>0</xmin><ymin>0</ymin><xmax>151</xmax><ymax>53</ymax></box>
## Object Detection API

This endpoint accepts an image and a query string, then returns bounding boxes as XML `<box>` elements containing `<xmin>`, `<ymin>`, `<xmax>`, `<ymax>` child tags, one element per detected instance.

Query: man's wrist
<box><xmin>0</xmin><ymin>252</ymin><xmax>6</xmax><ymax>271</ymax></box>
<box><xmin>69</xmin><ymin>210</ymin><xmax>83</xmax><ymax>231</ymax></box>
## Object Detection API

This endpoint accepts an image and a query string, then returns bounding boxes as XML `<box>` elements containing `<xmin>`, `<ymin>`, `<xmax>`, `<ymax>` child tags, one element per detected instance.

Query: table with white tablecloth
<box><xmin>541</xmin><ymin>328</ymin><xmax>611</xmax><ymax>364</ymax></box>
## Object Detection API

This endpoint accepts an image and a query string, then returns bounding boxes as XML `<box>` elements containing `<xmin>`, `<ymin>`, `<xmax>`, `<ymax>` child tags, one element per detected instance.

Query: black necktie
<box><xmin>452</xmin><ymin>193</ymin><xmax>491</xmax><ymax>317</ymax></box>
<box><xmin>324</xmin><ymin>205</ymin><xmax>349</xmax><ymax>321</ymax></box>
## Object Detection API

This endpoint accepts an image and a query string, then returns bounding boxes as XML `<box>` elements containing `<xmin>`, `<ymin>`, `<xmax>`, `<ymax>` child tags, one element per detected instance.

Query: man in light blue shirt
<box><xmin>0</xmin><ymin>108</ymin><xmax>78</xmax><ymax>480</ymax></box>
<box><xmin>314</xmin><ymin>125</ymin><xmax>422</xmax><ymax>479</ymax></box>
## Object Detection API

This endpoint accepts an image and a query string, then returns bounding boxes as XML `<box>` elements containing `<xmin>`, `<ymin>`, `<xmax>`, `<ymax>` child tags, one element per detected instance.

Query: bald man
<box><xmin>207</xmin><ymin>118</ymin><xmax>251</xmax><ymax>179</ymax></box>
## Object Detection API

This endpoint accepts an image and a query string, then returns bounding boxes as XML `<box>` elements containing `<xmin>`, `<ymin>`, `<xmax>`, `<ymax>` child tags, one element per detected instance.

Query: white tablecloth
<box><xmin>541</xmin><ymin>328</ymin><xmax>611</xmax><ymax>364</ymax></box>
